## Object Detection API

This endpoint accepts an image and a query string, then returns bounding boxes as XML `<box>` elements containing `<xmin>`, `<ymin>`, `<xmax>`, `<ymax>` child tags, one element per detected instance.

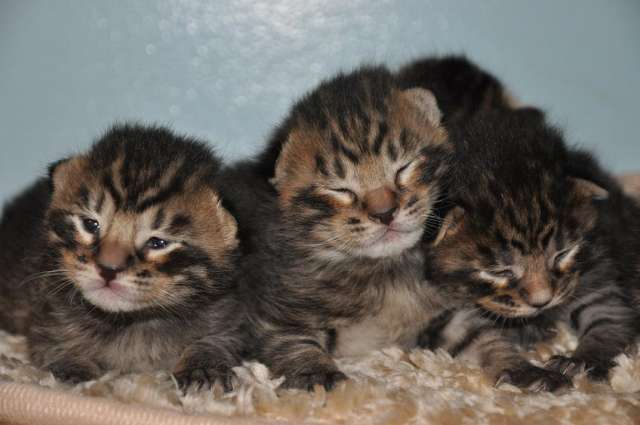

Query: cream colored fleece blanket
<box><xmin>1</xmin><ymin>176</ymin><xmax>639</xmax><ymax>425</ymax></box>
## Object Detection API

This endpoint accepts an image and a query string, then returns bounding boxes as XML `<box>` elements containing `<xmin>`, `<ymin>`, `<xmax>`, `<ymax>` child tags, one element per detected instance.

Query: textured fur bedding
<box><xmin>1</xmin><ymin>178</ymin><xmax>639</xmax><ymax>425</ymax></box>
<box><xmin>1</xmin><ymin>325</ymin><xmax>640</xmax><ymax>424</ymax></box>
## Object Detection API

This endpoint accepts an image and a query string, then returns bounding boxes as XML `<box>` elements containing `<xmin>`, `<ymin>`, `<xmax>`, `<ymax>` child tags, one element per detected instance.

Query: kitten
<box><xmin>0</xmin><ymin>124</ymin><xmax>244</xmax><ymax>390</ymax></box>
<box><xmin>425</xmin><ymin>109</ymin><xmax>639</xmax><ymax>383</ymax></box>
<box><xmin>220</xmin><ymin>66</ymin><xmax>454</xmax><ymax>390</ymax></box>
<box><xmin>396</xmin><ymin>55</ymin><xmax>520</xmax><ymax>127</ymax></box>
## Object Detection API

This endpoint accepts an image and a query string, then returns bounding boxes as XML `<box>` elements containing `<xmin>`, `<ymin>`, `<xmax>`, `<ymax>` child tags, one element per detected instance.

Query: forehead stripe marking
<box><xmin>330</xmin><ymin>133</ymin><xmax>359</xmax><ymax>164</ymax></box>
<box><xmin>315</xmin><ymin>154</ymin><xmax>329</xmax><ymax>176</ymax></box>
<box><xmin>372</xmin><ymin>121</ymin><xmax>388</xmax><ymax>155</ymax></box>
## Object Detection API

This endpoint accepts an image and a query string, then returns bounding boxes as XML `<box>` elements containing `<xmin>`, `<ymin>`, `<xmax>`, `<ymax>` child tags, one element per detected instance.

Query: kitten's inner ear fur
<box><xmin>213</xmin><ymin>196</ymin><xmax>239</xmax><ymax>249</ymax></box>
<box><xmin>271</xmin><ymin>127</ymin><xmax>317</xmax><ymax>199</ymax></box>
<box><xmin>433</xmin><ymin>206</ymin><xmax>465</xmax><ymax>246</ymax></box>
<box><xmin>568</xmin><ymin>177</ymin><xmax>609</xmax><ymax>202</ymax></box>
<box><xmin>49</xmin><ymin>156</ymin><xmax>88</xmax><ymax>194</ymax></box>
<box><xmin>401</xmin><ymin>88</ymin><xmax>442</xmax><ymax>127</ymax></box>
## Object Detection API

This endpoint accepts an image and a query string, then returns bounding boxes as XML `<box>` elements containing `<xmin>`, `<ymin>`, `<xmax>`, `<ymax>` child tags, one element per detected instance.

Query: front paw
<box><xmin>283</xmin><ymin>366</ymin><xmax>347</xmax><ymax>392</ymax></box>
<box><xmin>545</xmin><ymin>355</ymin><xmax>613</xmax><ymax>381</ymax></box>
<box><xmin>174</xmin><ymin>363</ymin><xmax>235</xmax><ymax>393</ymax></box>
<box><xmin>49</xmin><ymin>361</ymin><xmax>98</xmax><ymax>384</ymax></box>
<box><xmin>497</xmin><ymin>363</ymin><xmax>572</xmax><ymax>392</ymax></box>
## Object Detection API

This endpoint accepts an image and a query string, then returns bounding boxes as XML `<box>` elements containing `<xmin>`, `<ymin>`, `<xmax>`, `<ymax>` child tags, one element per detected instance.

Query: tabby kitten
<box><xmin>0</xmin><ymin>124</ymin><xmax>243</xmax><ymax>389</ymax></box>
<box><xmin>221</xmin><ymin>66</ymin><xmax>453</xmax><ymax>390</ymax></box>
<box><xmin>425</xmin><ymin>109</ymin><xmax>639</xmax><ymax>383</ymax></box>
<box><xmin>396</xmin><ymin>54</ymin><xmax>520</xmax><ymax>127</ymax></box>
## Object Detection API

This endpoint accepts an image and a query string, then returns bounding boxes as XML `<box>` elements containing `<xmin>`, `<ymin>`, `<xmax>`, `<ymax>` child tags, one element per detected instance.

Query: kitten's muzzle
<box><xmin>96</xmin><ymin>240</ymin><xmax>132</xmax><ymax>283</ymax></box>
<box><xmin>365</xmin><ymin>187</ymin><xmax>398</xmax><ymax>225</ymax></box>
<box><xmin>97</xmin><ymin>264</ymin><xmax>122</xmax><ymax>284</ymax></box>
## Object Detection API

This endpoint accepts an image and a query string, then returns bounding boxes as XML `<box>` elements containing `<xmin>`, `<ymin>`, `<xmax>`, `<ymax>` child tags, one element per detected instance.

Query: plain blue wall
<box><xmin>1</xmin><ymin>0</ymin><xmax>639</xmax><ymax>203</ymax></box>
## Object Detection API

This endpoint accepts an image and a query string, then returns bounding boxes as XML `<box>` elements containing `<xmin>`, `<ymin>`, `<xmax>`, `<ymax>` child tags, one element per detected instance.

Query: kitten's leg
<box><xmin>546</xmin><ymin>292</ymin><xmax>637</xmax><ymax>380</ymax></box>
<box><xmin>501</xmin><ymin>315</ymin><xmax>558</xmax><ymax>349</ymax></box>
<box><xmin>419</xmin><ymin>309</ymin><xmax>571</xmax><ymax>392</ymax></box>
<box><xmin>28</xmin><ymin>327</ymin><xmax>102</xmax><ymax>384</ymax></box>
<box><xmin>47</xmin><ymin>359</ymin><xmax>100</xmax><ymax>384</ymax></box>
<box><xmin>259</xmin><ymin>329</ymin><xmax>346</xmax><ymax>391</ymax></box>
<box><xmin>173</xmin><ymin>332</ymin><xmax>244</xmax><ymax>393</ymax></box>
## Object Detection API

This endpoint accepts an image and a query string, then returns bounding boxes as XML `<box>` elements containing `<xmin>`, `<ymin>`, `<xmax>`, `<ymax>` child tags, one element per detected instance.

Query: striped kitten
<box><xmin>222</xmin><ymin>66</ymin><xmax>453</xmax><ymax>390</ymax></box>
<box><xmin>0</xmin><ymin>124</ymin><xmax>243</xmax><ymax>389</ymax></box>
<box><xmin>426</xmin><ymin>110</ymin><xmax>638</xmax><ymax>384</ymax></box>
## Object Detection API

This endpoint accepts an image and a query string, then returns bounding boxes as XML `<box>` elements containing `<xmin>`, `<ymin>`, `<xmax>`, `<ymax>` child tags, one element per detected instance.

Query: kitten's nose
<box><xmin>97</xmin><ymin>264</ymin><xmax>121</xmax><ymax>284</ymax></box>
<box><xmin>97</xmin><ymin>240</ymin><xmax>130</xmax><ymax>283</ymax></box>
<box><xmin>365</xmin><ymin>187</ymin><xmax>398</xmax><ymax>225</ymax></box>
<box><xmin>369</xmin><ymin>208</ymin><xmax>397</xmax><ymax>225</ymax></box>
<box><xmin>523</xmin><ymin>285</ymin><xmax>553</xmax><ymax>308</ymax></box>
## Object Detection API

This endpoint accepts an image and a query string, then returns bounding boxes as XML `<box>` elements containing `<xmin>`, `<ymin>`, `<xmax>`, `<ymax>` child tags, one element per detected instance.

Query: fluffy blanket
<box><xmin>1</xmin><ymin>176</ymin><xmax>639</xmax><ymax>425</ymax></box>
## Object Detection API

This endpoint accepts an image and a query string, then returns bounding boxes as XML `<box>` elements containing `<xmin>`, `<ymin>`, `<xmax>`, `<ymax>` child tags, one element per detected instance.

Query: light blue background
<box><xmin>1</xmin><ymin>0</ymin><xmax>639</xmax><ymax>202</ymax></box>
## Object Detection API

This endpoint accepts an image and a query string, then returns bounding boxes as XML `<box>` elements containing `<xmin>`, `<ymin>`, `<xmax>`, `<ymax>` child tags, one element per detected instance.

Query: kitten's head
<box><xmin>46</xmin><ymin>124</ymin><xmax>238</xmax><ymax>313</ymax></box>
<box><xmin>426</xmin><ymin>111</ymin><xmax>607</xmax><ymax>317</ymax></box>
<box><xmin>268</xmin><ymin>66</ymin><xmax>451</xmax><ymax>260</ymax></box>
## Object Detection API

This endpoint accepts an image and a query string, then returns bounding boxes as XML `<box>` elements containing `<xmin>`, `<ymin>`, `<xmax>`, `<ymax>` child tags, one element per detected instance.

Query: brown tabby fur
<box><xmin>0</xmin><ymin>124</ymin><xmax>244</xmax><ymax>389</ymax></box>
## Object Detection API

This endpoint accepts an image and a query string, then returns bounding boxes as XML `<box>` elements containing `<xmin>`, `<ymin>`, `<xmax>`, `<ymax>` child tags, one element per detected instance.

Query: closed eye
<box><xmin>553</xmin><ymin>245</ymin><xmax>580</xmax><ymax>272</ymax></box>
<box><xmin>395</xmin><ymin>156</ymin><xmax>424</xmax><ymax>188</ymax></box>
<box><xmin>326</xmin><ymin>187</ymin><xmax>357</xmax><ymax>203</ymax></box>
<box><xmin>477</xmin><ymin>269</ymin><xmax>515</xmax><ymax>287</ymax></box>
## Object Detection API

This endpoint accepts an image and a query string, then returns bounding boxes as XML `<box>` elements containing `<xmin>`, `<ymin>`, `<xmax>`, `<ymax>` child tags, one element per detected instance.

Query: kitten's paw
<box><xmin>173</xmin><ymin>364</ymin><xmax>235</xmax><ymax>393</ymax></box>
<box><xmin>283</xmin><ymin>367</ymin><xmax>347</xmax><ymax>392</ymax></box>
<box><xmin>545</xmin><ymin>355</ymin><xmax>613</xmax><ymax>381</ymax></box>
<box><xmin>497</xmin><ymin>364</ymin><xmax>572</xmax><ymax>392</ymax></box>
<box><xmin>49</xmin><ymin>361</ymin><xmax>97</xmax><ymax>384</ymax></box>
<box><xmin>545</xmin><ymin>355</ymin><xmax>586</xmax><ymax>378</ymax></box>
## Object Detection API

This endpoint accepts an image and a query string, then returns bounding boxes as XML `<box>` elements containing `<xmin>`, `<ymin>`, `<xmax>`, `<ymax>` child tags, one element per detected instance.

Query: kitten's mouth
<box><xmin>80</xmin><ymin>279</ymin><xmax>144</xmax><ymax>312</ymax></box>
<box><xmin>356</xmin><ymin>226</ymin><xmax>423</xmax><ymax>258</ymax></box>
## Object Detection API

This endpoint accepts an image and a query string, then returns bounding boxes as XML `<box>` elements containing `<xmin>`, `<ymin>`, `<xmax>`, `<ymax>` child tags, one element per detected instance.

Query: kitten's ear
<box><xmin>568</xmin><ymin>177</ymin><xmax>609</xmax><ymax>202</ymax></box>
<box><xmin>212</xmin><ymin>196</ymin><xmax>239</xmax><ymax>249</ymax></box>
<box><xmin>271</xmin><ymin>129</ymin><xmax>315</xmax><ymax>198</ymax></box>
<box><xmin>567</xmin><ymin>177</ymin><xmax>608</xmax><ymax>229</ymax></box>
<box><xmin>433</xmin><ymin>206</ymin><xmax>465</xmax><ymax>246</ymax></box>
<box><xmin>401</xmin><ymin>88</ymin><xmax>442</xmax><ymax>126</ymax></box>
<box><xmin>217</xmin><ymin>207</ymin><xmax>239</xmax><ymax>249</ymax></box>
<box><xmin>48</xmin><ymin>155</ymin><xmax>87</xmax><ymax>194</ymax></box>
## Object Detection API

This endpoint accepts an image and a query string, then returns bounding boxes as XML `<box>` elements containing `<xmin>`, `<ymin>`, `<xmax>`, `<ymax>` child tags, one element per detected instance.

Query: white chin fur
<box><xmin>81</xmin><ymin>287</ymin><xmax>143</xmax><ymax>313</ymax></box>
<box><xmin>355</xmin><ymin>229</ymin><xmax>423</xmax><ymax>259</ymax></box>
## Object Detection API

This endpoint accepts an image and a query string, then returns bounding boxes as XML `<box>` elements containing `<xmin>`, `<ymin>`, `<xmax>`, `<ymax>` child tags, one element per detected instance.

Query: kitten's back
<box><xmin>396</xmin><ymin>55</ymin><xmax>513</xmax><ymax>124</ymax></box>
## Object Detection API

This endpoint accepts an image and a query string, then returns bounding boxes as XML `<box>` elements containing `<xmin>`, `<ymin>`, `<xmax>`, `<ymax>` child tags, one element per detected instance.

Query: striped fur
<box><xmin>0</xmin><ymin>124</ymin><xmax>244</xmax><ymax>389</ymax></box>
<box><xmin>426</xmin><ymin>109</ymin><xmax>639</xmax><ymax>383</ymax></box>
<box><xmin>222</xmin><ymin>66</ymin><xmax>454</xmax><ymax>390</ymax></box>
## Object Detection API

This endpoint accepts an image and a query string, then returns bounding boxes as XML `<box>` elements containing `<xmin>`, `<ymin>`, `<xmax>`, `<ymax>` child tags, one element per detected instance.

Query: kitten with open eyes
<box><xmin>0</xmin><ymin>124</ymin><xmax>243</xmax><ymax>389</ymax></box>
<box><xmin>219</xmin><ymin>65</ymin><xmax>455</xmax><ymax>390</ymax></box>
<box><xmin>424</xmin><ymin>109</ymin><xmax>639</xmax><ymax>384</ymax></box>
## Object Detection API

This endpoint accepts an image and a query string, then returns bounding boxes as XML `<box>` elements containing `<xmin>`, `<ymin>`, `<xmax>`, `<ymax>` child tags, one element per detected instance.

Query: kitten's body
<box><xmin>0</xmin><ymin>124</ymin><xmax>244</xmax><ymax>387</ymax></box>
<box><xmin>221</xmin><ymin>66</ymin><xmax>455</xmax><ymax>389</ymax></box>
<box><xmin>222</xmin><ymin>66</ymin><xmax>564</xmax><ymax>391</ymax></box>
<box><xmin>400</xmin><ymin>55</ymin><xmax>640</xmax><ymax>381</ymax></box>
<box><xmin>425</xmin><ymin>109</ymin><xmax>639</xmax><ymax>381</ymax></box>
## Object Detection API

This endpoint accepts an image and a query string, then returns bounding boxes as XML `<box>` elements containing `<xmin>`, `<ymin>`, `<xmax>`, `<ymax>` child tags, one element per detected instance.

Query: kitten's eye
<box><xmin>395</xmin><ymin>156</ymin><xmax>424</xmax><ymax>188</ymax></box>
<box><xmin>82</xmin><ymin>218</ymin><xmax>100</xmax><ymax>234</ymax></box>
<box><xmin>490</xmin><ymin>269</ymin><xmax>516</xmax><ymax>280</ymax></box>
<box><xmin>553</xmin><ymin>245</ymin><xmax>579</xmax><ymax>272</ymax></box>
<box><xmin>146</xmin><ymin>237</ymin><xmax>169</xmax><ymax>250</ymax></box>
<box><xmin>327</xmin><ymin>188</ymin><xmax>357</xmax><ymax>203</ymax></box>
<box><xmin>479</xmin><ymin>269</ymin><xmax>516</xmax><ymax>283</ymax></box>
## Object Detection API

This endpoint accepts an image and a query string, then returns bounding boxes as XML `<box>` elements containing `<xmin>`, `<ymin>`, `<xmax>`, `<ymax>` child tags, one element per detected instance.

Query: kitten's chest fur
<box><xmin>317</xmin><ymin>252</ymin><xmax>442</xmax><ymax>357</ymax></box>
<box><xmin>98</xmin><ymin>319</ymin><xmax>193</xmax><ymax>372</ymax></box>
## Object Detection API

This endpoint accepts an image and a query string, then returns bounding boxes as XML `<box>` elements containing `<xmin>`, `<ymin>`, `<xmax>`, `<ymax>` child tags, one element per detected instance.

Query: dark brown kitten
<box><xmin>0</xmin><ymin>124</ymin><xmax>244</xmax><ymax>389</ymax></box>
<box><xmin>221</xmin><ymin>66</ymin><xmax>453</xmax><ymax>391</ymax></box>
<box><xmin>425</xmin><ymin>110</ymin><xmax>638</xmax><ymax>384</ymax></box>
